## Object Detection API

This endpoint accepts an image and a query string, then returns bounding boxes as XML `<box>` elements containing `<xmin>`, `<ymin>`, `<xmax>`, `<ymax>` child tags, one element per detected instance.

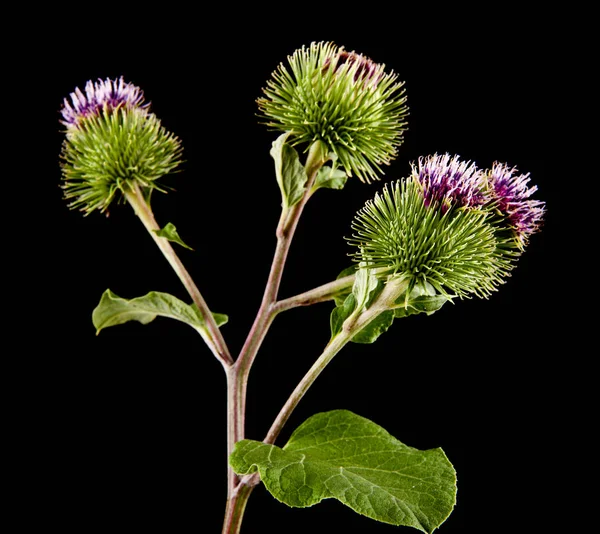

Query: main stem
<box><xmin>226</xmin><ymin>334</ymin><xmax>353</xmax><ymax>526</ymax></box>
<box><xmin>222</xmin><ymin>144</ymin><xmax>326</xmax><ymax>534</ymax></box>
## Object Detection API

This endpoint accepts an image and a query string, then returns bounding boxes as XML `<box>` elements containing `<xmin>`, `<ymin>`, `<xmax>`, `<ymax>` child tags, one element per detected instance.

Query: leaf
<box><xmin>92</xmin><ymin>290</ymin><xmax>228</xmax><ymax>335</ymax></box>
<box><xmin>330</xmin><ymin>267</ymin><xmax>388</xmax><ymax>343</ymax></box>
<box><xmin>352</xmin><ymin>267</ymin><xmax>380</xmax><ymax>311</ymax></box>
<box><xmin>230</xmin><ymin>410</ymin><xmax>456</xmax><ymax>533</ymax></box>
<box><xmin>270</xmin><ymin>132</ymin><xmax>309</xmax><ymax>208</ymax></box>
<box><xmin>207</xmin><ymin>311</ymin><xmax>229</xmax><ymax>327</ymax></box>
<box><xmin>333</xmin><ymin>265</ymin><xmax>358</xmax><ymax>306</ymax></box>
<box><xmin>153</xmin><ymin>222</ymin><xmax>194</xmax><ymax>250</ymax></box>
<box><xmin>393</xmin><ymin>281</ymin><xmax>451</xmax><ymax>318</ymax></box>
<box><xmin>312</xmin><ymin>165</ymin><xmax>348</xmax><ymax>193</ymax></box>
<box><xmin>330</xmin><ymin>293</ymin><xmax>356</xmax><ymax>338</ymax></box>
<box><xmin>352</xmin><ymin>310</ymin><xmax>395</xmax><ymax>343</ymax></box>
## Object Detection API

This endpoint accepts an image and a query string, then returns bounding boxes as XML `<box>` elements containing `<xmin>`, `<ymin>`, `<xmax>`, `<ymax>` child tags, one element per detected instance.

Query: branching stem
<box><xmin>124</xmin><ymin>183</ymin><xmax>233</xmax><ymax>368</ymax></box>
<box><xmin>222</xmin><ymin>143</ymin><xmax>327</xmax><ymax>533</ymax></box>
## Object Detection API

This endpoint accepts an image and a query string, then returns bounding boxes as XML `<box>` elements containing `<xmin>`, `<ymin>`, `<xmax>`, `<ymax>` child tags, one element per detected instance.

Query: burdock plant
<box><xmin>59</xmin><ymin>42</ymin><xmax>544</xmax><ymax>533</ymax></box>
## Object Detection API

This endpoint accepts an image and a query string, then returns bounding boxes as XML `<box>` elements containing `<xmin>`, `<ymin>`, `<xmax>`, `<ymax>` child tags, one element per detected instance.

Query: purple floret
<box><xmin>487</xmin><ymin>162</ymin><xmax>545</xmax><ymax>246</ymax></box>
<box><xmin>61</xmin><ymin>77</ymin><xmax>147</xmax><ymax>128</ymax></box>
<box><xmin>413</xmin><ymin>154</ymin><xmax>489</xmax><ymax>211</ymax></box>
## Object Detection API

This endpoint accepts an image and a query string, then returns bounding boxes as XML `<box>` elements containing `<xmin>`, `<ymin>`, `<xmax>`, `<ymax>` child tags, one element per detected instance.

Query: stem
<box><xmin>124</xmin><ymin>183</ymin><xmax>233</xmax><ymax>368</ymax></box>
<box><xmin>262</xmin><ymin>299</ymin><xmax>387</xmax><ymax>446</ymax></box>
<box><xmin>229</xmin><ymin>329</ymin><xmax>356</xmax><ymax>526</ymax></box>
<box><xmin>237</xmin><ymin>323</ymin><xmax>357</xmax><ymax>490</ymax></box>
<box><xmin>263</xmin><ymin>329</ymin><xmax>353</xmax><ymax>444</ymax></box>
<box><xmin>238</xmin><ymin>277</ymin><xmax>410</xmax><ymax>489</ymax></box>
<box><xmin>272</xmin><ymin>274</ymin><xmax>356</xmax><ymax>314</ymax></box>
<box><xmin>272</xmin><ymin>266</ymin><xmax>391</xmax><ymax>315</ymax></box>
<box><xmin>233</xmin><ymin>143</ymin><xmax>326</xmax><ymax>444</ymax></box>
<box><xmin>225</xmin><ymin>365</ymin><xmax>241</xmax><ymax>498</ymax></box>
<box><xmin>221</xmin><ymin>483</ymin><xmax>254</xmax><ymax>534</ymax></box>
<box><xmin>222</xmin><ymin>142</ymin><xmax>327</xmax><ymax>533</ymax></box>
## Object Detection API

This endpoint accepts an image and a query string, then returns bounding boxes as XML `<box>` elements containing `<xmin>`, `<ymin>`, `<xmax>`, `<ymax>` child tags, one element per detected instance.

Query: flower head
<box><xmin>349</xmin><ymin>177</ymin><xmax>512</xmax><ymax>299</ymax></box>
<box><xmin>348</xmin><ymin>153</ymin><xmax>546</xmax><ymax>299</ymax></box>
<box><xmin>258</xmin><ymin>42</ymin><xmax>408</xmax><ymax>183</ymax></box>
<box><xmin>412</xmin><ymin>153</ymin><xmax>490</xmax><ymax>212</ymax></box>
<box><xmin>486</xmin><ymin>162</ymin><xmax>546</xmax><ymax>249</ymax></box>
<box><xmin>59</xmin><ymin>78</ymin><xmax>182</xmax><ymax>215</ymax></box>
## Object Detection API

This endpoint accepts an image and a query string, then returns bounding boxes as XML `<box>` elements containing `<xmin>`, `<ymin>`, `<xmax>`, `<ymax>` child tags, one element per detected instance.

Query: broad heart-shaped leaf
<box><xmin>271</xmin><ymin>132</ymin><xmax>308</xmax><ymax>208</ymax></box>
<box><xmin>153</xmin><ymin>222</ymin><xmax>193</xmax><ymax>250</ymax></box>
<box><xmin>92</xmin><ymin>290</ymin><xmax>228</xmax><ymax>335</ymax></box>
<box><xmin>230</xmin><ymin>410</ymin><xmax>456</xmax><ymax>533</ymax></box>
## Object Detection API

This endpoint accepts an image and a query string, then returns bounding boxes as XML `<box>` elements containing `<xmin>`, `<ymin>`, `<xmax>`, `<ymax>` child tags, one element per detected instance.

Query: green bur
<box><xmin>60</xmin><ymin>106</ymin><xmax>182</xmax><ymax>214</ymax></box>
<box><xmin>349</xmin><ymin>178</ymin><xmax>516</xmax><ymax>299</ymax></box>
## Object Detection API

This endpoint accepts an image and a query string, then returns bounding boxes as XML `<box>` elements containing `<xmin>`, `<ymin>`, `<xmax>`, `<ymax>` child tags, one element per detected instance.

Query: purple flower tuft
<box><xmin>487</xmin><ymin>162</ymin><xmax>545</xmax><ymax>247</ymax></box>
<box><xmin>323</xmin><ymin>49</ymin><xmax>383</xmax><ymax>88</ymax></box>
<box><xmin>412</xmin><ymin>154</ymin><xmax>489</xmax><ymax>212</ymax></box>
<box><xmin>60</xmin><ymin>77</ymin><xmax>147</xmax><ymax>128</ymax></box>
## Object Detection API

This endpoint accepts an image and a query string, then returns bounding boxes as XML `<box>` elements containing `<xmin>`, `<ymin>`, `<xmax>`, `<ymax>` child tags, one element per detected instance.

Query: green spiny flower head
<box><xmin>349</xmin><ymin>155</ymin><xmax>516</xmax><ymax>299</ymax></box>
<box><xmin>258</xmin><ymin>42</ymin><xmax>408</xmax><ymax>183</ymax></box>
<box><xmin>60</xmin><ymin>77</ymin><xmax>183</xmax><ymax>215</ymax></box>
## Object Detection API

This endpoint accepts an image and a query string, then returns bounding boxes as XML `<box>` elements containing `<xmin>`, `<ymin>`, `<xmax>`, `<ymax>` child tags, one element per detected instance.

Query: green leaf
<box><xmin>230</xmin><ymin>410</ymin><xmax>456</xmax><ymax>533</ymax></box>
<box><xmin>352</xmin><ymin>310</ymin><xmax>394</xmax><ymax>343</ymax></box>
<box><xmin>333</xmin><ymin>265</ymin><xmax>358</xmax><ymax>306</ymax></box>
<box><xmin>352</xmin><ymin>267</ymin><xmax>380</xmax><ymax>311</ymax></box>
<box><xmin>92</xmin><ymin>290</ymin><xmax>228</xmax><ymax>335</ymax></box>
<box><xmin>330</xmin><ymin>267</ymin><xmax>388</xmax><ymax>342</ymax></box>
<box><xmin>208</xmin><ymin>311</ymin><xmax>229</xmax><ymax>327</ymax></box>
<box><xmin>153</xmin><ymin>222</ymin><xmax>194</xmax><ymax>250</ymax></box>
<box><xmin>330</xmin><ymin>293</ymin><xmax>356</xmax><ymax>338</ymax></box>
<box><xmin>271</xmin><ymin>132</ymin><xmax>309</xmax><ymax>208</ymax></box>
<box><xmin>311</xmin><ymin>165</ymin><xmax>348</xmax><ymax>193</ymax></box>
<box><xmin>393</xmin><ymin>281</ymin><xmax>451</xmax><ymax>318</ymax></box>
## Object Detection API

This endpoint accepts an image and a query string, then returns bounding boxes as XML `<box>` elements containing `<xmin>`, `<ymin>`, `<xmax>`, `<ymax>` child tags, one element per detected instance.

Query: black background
<box><xmin>21</xmin><ymin>7</ymin><xmax>575</xmax><ymax>533</ymax></box>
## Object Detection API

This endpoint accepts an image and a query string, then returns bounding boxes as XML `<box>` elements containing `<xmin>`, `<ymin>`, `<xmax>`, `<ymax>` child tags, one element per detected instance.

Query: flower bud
<box><xmin>258</xmin><ymin>42</ymin><xmax>408</xmax><ymax>183</ymax></box>
<box><xmin>349</xmin><ymin>154</ymin><xmax>544</xmax><ymax>299</ymax></box>
<box><xmin>59</xmin><ymin>77</ymin><xmax>183</xmax><ymax>215</ymax></box>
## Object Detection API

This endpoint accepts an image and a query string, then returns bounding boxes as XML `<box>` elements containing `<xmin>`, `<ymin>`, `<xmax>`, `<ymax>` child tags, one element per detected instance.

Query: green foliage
<box><xmin>352</xmin><ymin>310</ymin><xmax>395</xmax><ymax>343</ymax></box>
<box><xmin>311</xmin><ymin>164</ymin><xmax>348</xmax><ymax>193</ymax></box>
<box><xmin>352</xmin><ymin>267</ymin><xmax>381</xmax><ymax>311</ymax></box>
<box><xmin>333</xmin><ymin>265</ymin><xmax>359</xmax><ymax>306</ymax></box>
<box><xmin>92</xmin><ymin>289</ymin><xmax>227</xmax><ymax>335</ymax></box>
<box><xmin>329</xmin><ymin>268</ymin><xmax>392</xmax><ymax>344</ymax></box>
<box><xmin>329</xmin><ymin>293</ymin><xmax>357</xmax><ymax>338</ymax></box>
<box><xmin>153</xmin><ymin>222</ymin><xmax>193</xmax><ymax>250</ymax></box>
<box><xmin>330</xmin><ymin>270</ymin><xmax>450</xmax><ymax>344</ymax></box>
<box><xmin>230</xmin><ymin>410</ymin><xmax>456</xmax><ymax>533</ymax></box>
<box><xmin>394</xmin><ymin>281</ymin><xmax>451</xmax><ymax>318</ymax></box>
<box><xmin>270</xmin><ymin>132</ymin><xmax>309</xmax><ymax>208</ymax></box>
